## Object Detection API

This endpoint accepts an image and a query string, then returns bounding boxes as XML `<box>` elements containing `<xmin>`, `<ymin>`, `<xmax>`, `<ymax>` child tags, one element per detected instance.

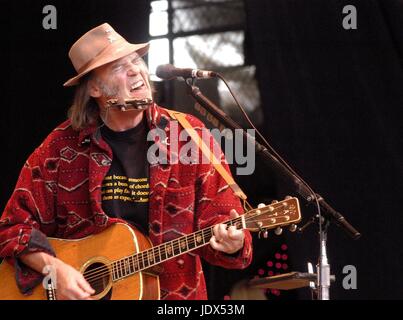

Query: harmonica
<box><xmin>106</xmin><ymin>98</ymin><xmax>153</xmax><ymax>110</ymax></box>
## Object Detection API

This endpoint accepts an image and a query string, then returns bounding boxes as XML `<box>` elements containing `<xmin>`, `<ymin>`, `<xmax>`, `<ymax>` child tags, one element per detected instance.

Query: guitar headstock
<box><xmin>244</xmin><ymin>196</ymin><xmax>301</xmax><ymax>236</ymax></box>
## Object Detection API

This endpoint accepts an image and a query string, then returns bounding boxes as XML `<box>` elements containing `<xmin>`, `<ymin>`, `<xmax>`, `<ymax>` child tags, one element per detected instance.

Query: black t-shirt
<box><xmin>100</xmin><ymin>117</ymin><xmax>150</xmax><ymax>234</ymax></box>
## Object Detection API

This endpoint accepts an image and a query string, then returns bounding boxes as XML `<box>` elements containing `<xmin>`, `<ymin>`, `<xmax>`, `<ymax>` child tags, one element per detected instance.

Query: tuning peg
<box><xmin>274</xmin><ymin>227</ymin><xmax>283</xmax><ymax>236</ymax></box>
<box><xmin>285</xmin><ymin>195</ymin><xmax>292</xmax><ymax>200</ymax></box>
<box><xmin>289</xmin><ymin>224</ymin><xmax>297</xmax><ymax>232</ymax></box>
<box><xmin>257</xmin><ymin>203</ymin><xmax>266</xmax><ymax>208</ymax></box>
<box><xmin>271</xmin><ymin>200</ymin><xmax>278</xmax><ymax>204</ymax></box>
<box><xmin>258</xmin><ymin>228</ymin><xmax>269</xmax><ymax>239</ymax></box>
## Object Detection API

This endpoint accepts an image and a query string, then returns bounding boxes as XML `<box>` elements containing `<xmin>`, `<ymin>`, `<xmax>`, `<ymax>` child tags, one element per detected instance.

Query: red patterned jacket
<box><xmin>0</xmin><ymin>103</ymin><xmax>252</xmax><ymax>299</ymax></box>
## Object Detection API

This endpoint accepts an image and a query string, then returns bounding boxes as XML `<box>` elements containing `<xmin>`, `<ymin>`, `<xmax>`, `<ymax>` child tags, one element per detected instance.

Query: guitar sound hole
<box><xmin>83</xmin><ymin>262</ymin><xmax>112</xmax><ymax>299</ymax></box>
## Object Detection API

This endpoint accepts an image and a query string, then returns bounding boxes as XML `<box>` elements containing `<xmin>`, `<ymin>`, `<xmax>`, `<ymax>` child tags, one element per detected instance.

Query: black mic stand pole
<box><xmin>184</xmin><ymin>80</ymin><xmax>361</xmax><ymax>300</ymax></box>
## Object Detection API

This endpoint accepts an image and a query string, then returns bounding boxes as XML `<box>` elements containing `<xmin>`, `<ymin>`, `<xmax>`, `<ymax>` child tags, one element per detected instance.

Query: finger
<box><xmin>73</xmin><ymin>287</ymin><xmax>92</xmax><ymax>300</ymax></box>
<box><xmin>77</xmin><ymin>292</ymin><xmax>92</xmax><ymax>300</ymax></box>
<box><xmin>78</xmin><ymin>277</ymin><xmax>95</xmax><ymax>294</ymax></box>
<box><xmin>209</xmin><ymin>235</ymin><xmax>224</xmax><ymax>251</ymax></box>
<box><xmin>217</xmin><ymin>224</ymin><xmax>227</xmax><ymax>241</ymax></box>
<box><xmin>213</xmin><ymin>224</ymin><xmax>226</xmax><ymax>241</ymax></box>
<box><xmin>212</xmin><ymin>225</ymin><xmax>221</xmax><ymax>241</ymax></box>
<box><xmin>61</xmin><ymin>289</ymin><xmax>79</xmax><ymax>300</ymax></box>
<box><xmin>227</xmin><ymin>226</ymin><xmax>243</xmax><ymax>240</ymax></box>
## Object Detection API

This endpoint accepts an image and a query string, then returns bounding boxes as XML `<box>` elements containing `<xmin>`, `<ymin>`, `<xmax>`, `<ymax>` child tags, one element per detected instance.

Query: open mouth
<box><xmin>130</xmin><ymin>80</ymin><xmax>145</xmax><ymax>92</ymax></box>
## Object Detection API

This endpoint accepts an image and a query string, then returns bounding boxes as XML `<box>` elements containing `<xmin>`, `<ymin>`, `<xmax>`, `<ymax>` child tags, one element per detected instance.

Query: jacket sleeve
<box><xmin>0</xmin><ymin>140</ymin><xmax>57</xmax><ymax>295</ymax></box>
<box><xmin>189</xmin><ymin>116</ymin><xmax>253</xmax><ymax>269</ymax></box>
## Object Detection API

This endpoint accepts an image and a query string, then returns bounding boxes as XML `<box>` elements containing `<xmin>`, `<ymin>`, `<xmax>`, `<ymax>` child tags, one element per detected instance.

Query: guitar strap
<box><xmin>165</xmin><ymin>109</ymin><xmax>248</xmax><ymax>201</ymax></box>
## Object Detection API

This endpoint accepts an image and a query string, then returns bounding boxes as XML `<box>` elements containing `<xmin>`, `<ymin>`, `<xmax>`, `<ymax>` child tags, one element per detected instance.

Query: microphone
<box><xmin>156</xmin><ymin>64</ymin><xmax>217</xmax><ymax>80</ymax></box>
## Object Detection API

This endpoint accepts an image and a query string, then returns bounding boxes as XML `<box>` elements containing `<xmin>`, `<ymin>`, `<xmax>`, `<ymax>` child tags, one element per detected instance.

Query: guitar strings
<box><xmin>81</xmin><ymin>208</ymin><xmax>290</xmax><ymax>284</ymax></box>
<box><xmin>81</xmin><ymin>209</ymin><xmax>290</xmax><ymax>284</ymax></box>
<box><xmin>83</xmin><ymin>217</ymin><xmax>283</xmax><ymax>286</ymax></box>
<box><xmin>81</xmin><ymin>216</ymin><xmax>244</xmax><ymax>282</ymax></box>
<box><xmin>82</xmin><ymin>225</ymin><xmax>218</xmax><ymax>284</ymax></box>
<box><xmin>81</xmin><ymin>212</ymin><xmax>265</xmax><ymax>283</ymax></box>
<box><xmin>82</xmin><ymin>213</ymin><xmax>287</xmax><ymax>284</ymax></box>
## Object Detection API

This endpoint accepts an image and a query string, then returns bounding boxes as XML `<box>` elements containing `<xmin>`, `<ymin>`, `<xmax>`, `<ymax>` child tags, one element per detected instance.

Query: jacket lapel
<box><xmin>147</xmin><ymin>104</ymin><xmax>173</xmax><ymax>246</ymax></box>
<box><xmin>87</xmin><ymin>127</ymin><xmax>113</xmax><ymax>232</ymax></box>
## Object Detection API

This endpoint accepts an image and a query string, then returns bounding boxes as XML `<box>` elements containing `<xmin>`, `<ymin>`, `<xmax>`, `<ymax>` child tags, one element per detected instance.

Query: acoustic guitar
<box><xmin>0</xmin><ymin>197</ymin><xmax>301</xmax><ymax>300</ymax></box>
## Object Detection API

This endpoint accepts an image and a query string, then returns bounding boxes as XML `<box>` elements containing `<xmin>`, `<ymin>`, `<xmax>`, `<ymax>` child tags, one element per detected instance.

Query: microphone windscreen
<box><xmin>156</xmin><ymin>64</ymin><xmax>176</xmax><ymax>80</ymax></box>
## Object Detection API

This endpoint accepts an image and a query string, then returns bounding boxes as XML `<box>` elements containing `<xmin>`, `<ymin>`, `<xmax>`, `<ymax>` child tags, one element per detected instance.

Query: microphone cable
<box><xmin>214</xmin><ymin>72</ymin><xmax>322</xmax><ymax>218</ymax></box>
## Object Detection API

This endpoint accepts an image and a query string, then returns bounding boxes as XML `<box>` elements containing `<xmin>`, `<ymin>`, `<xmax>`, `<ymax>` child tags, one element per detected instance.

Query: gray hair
<box><xmin>67</xmin><ymin>74</ymin><xmax>100</xmax><ymax>131</ymax></box>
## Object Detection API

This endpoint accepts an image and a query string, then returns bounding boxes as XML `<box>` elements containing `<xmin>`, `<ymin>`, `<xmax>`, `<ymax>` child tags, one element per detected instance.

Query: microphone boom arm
<box><xmin>185</xmin><ymin>81</ymin><xmax>361</xmax><ymax>240</ymax></box>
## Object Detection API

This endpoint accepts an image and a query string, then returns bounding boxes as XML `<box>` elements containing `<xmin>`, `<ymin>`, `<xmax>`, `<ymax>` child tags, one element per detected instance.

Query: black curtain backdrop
<box><xmin>243</xmin><ymin>0</ymin><xmax>403</xmax><ymax>299</ymax></box>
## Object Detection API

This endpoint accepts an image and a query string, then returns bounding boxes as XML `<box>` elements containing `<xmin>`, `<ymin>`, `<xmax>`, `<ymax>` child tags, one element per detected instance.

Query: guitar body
<box><xmin>0</xmin><ymin>223</ymin><xmax>160</xmax><ymax>300</ymax></box>
<box><xmin>0</xmin><ymin>197</ymin><xmax>302</xmax><ymax>300</ymax></box>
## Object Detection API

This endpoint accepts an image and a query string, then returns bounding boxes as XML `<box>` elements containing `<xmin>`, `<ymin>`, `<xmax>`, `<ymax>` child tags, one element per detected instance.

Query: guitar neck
<box><xmin>111</xmin><ymin>216</ymin><xmax>244</xmax><ymax>281</ymax></box>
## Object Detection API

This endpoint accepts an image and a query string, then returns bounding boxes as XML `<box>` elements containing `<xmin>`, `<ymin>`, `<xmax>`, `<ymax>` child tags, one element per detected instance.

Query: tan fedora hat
<box><xmin>63</xmin><ymin>23</ymin><xmax>149</xmax><ymax>87</ymax></box>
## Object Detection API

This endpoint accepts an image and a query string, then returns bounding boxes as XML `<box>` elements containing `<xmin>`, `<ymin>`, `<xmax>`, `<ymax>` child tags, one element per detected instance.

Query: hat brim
<box><xmin>63</xmin><ymin>41</ymin><xmax>149</xmax><ymax>87</ymax></box>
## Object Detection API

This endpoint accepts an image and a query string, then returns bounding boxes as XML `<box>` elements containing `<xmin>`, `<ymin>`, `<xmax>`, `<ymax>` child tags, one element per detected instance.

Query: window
<box><xmin>148</xmin><ymin>0</ymin><xmax>263</xmax><ymax>126</ymax></box>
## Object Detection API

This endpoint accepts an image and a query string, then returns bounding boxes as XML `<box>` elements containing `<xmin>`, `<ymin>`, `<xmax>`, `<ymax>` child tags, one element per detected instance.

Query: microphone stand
<box><xmin>183</xmin><ymin>79</ymin><xmax>361</xmax><ymax>300</ymax></box>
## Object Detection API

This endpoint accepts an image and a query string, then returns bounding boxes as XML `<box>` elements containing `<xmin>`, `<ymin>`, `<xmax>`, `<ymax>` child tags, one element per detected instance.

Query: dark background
<box><xmin>1</xmin><ymin>0</ymin><xmax>402</xmax><ymax>300</ymax></box>
<box><xmin>243</xmin><ymin>0</ymin><xmax>403</xmax><ymax>300</ymax></box>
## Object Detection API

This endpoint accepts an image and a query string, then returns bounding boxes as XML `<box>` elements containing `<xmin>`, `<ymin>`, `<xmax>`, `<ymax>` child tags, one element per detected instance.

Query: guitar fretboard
<box><xmin>111</xmin><ymin>216</ymin><xmax>243</xmax><ymax>281</ymax></box>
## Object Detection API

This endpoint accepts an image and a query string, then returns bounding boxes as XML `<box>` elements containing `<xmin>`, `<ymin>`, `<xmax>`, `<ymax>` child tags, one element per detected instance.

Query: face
<box><xmin>89</xmin><ymin>52</ymin><xmax>152</xmax><ymax>105</ymax></box>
